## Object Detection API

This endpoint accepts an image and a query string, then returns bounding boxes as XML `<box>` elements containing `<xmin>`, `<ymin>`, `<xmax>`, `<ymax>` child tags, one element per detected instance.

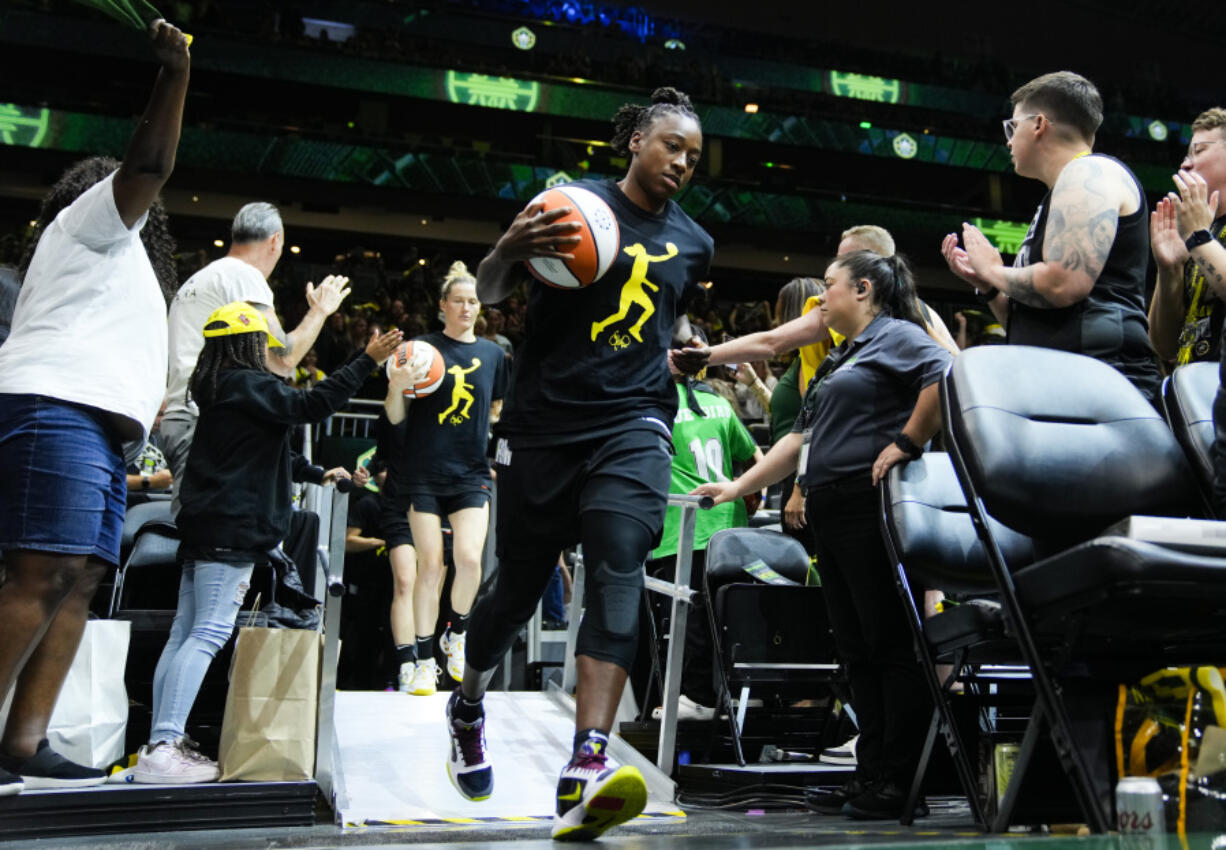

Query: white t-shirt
<box><xmin>0</xmin><ymin>172</ymin><xmax>167</xmax><ymax>441</ymax></box>
<box><xmin>164</xmin><ymin>256</ymin><xmax>274</xmax><ymax>417</ymax></box>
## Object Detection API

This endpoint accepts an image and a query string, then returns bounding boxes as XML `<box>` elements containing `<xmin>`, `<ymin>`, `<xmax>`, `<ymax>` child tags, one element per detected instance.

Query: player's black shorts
<box><xmin>377</xmin><ymin>500</ymin><xmax>414</xmax><ymax>550</ymax></box>
<box><xmin>408</xmin><ymin>483</ymin><xmax>491</xmax><ymax>516</ymax></box>
<box><xmin>494</xmin><ymin>427</ymin><xmax>672</xmax><ymax>559</ymax></box>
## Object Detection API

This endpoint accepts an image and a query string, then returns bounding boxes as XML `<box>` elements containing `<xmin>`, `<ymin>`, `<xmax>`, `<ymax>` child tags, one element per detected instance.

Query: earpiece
<box><xmin>856</xmin><ymin>282</ymin><xmax>867</xmax><ymax>294</ymax></box>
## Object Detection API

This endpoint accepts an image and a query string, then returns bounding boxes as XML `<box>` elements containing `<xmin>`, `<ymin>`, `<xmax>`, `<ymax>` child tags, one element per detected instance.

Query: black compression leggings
<box><xmin>465</xmin><ymin>510</ymin><xmax>653</xmax><ymax>673</ymax></box>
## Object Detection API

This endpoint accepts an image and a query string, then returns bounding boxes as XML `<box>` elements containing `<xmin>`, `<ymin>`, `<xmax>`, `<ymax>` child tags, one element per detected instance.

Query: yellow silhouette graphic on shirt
<box><xmin>438</xmin><ymin>358</ymin><xmax>482</xmax><ymax>425</ymax></box>
<box><xmin>590</xmin><ymin>242</ymin><xmax>678</xmax><ymax>344</ymax></box>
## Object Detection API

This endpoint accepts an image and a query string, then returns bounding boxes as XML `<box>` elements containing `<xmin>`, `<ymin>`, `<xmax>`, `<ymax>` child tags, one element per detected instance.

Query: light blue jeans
<box><xmin>150</xmin><ymin>559</ymin><xmax>253</xmax><ymax>743</ymax></box>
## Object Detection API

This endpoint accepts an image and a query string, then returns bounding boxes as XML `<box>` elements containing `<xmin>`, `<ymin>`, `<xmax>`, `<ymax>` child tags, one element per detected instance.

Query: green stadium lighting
<box><xmin>830</xmin><ymin>71</ymin><xmax>901</xmax><ymax>104</ymax></box>
<box><xmin>972</xmin><ymin>218</ymin><xmax>1029</xmax><ymax>255</ymax></box>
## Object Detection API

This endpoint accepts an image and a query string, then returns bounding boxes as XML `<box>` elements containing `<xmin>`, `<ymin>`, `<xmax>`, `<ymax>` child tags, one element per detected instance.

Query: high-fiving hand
<box><xmin>306</xmin><ymin>275</ymin><xmax>352</xmax><ymax>316</ymax></box>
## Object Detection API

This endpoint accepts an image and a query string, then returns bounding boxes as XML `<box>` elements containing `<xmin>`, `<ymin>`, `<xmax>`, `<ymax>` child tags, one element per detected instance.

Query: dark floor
<box><xmin>6</xmin><ymin>802</ymin><xmax>1214</xmax><ymax>850</ymax></box>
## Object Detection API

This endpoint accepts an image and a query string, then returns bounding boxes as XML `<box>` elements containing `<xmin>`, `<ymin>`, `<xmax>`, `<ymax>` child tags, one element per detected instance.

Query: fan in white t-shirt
<box><xmin>0</xmin><ymin>19</ymin><xmax>190</xmax><ymax>796</ymax></box>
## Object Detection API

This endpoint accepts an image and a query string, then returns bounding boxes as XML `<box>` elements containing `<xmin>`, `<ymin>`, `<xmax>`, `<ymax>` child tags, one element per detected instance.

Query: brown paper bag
<box><xmin>218</xmin><ymin>626</ymin><xmax>320</xmax><ymax>781</ymax></box>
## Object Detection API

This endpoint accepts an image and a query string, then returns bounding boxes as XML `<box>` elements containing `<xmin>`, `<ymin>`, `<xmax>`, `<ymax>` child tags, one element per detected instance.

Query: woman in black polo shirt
<box><xmin>692</xmin><ymin>251</ymin><xmax>951</xmax><ymax>820</ymax></box>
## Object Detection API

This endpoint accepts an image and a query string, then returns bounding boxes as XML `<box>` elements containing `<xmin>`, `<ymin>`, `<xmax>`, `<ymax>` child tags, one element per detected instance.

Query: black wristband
<box><xmin>894</xmin><ymin>433</ymin><xmax>923</xmax><ymax>460</ymax></box>
<box><xmin>1186</xmin><ymin>229</ymin><xmax>1215</xmax><ymax>251</ymax></box>
<box><xmin>975</xmin><ymin>286</ymin><xmax>1000</xmax><ymax>303</ymax></box>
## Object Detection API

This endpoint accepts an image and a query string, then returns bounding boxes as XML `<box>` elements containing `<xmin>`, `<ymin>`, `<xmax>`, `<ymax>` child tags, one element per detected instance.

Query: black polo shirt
<box><xmin>793</xmin><ymin>314</ymin><xmax>951</xmax><ymax>488</ymax></box>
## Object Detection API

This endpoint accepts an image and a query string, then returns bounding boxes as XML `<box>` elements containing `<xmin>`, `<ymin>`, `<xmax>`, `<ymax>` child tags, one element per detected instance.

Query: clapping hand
<box><xmin>1150</xmin><ymin>197</ymin><xmax>1189</xmax><ymax>271</ymax></box>
<box><xmin>1170</xmin><ymin>171</ymin><xmax>1220</xmax><ymax>239</ymax></box>
<box><xmin>306</xmin><ymin>275</ymin><xmax>352</xmax><ymax>316</ymax></box>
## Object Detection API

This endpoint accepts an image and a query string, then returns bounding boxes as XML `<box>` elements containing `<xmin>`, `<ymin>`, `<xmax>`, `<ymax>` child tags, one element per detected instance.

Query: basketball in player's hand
<box><xmin>525</xmin><ymin>185</ymin><xmax>620</xmax><ymax>289</ymax></box>
<box><xmin>386</xmin><ymin>340</ymin><xmax>445</xmax><ymax>398</ymax></box>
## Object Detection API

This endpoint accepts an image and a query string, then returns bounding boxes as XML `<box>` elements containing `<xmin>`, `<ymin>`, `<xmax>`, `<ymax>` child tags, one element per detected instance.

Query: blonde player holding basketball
<box><xmin>383</xmin><ymin>262</ymin><xmax>508</xmax><ymax>696</ymax></box>
<box><xmin>443</xmin><ymin>87</ymin><xmax>711</xmax><ymax>840</ymax></box>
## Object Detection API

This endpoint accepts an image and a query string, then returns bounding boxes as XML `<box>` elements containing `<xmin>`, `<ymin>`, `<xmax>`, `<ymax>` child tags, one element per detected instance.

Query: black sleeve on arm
<box><xmin>291</xmin><ymin>451</ymin><xmax>326</xmax><ymax>485</ymax></box>
<box><xmin>230</xmin><ymin>354</ymin><xmax>377</xmax><ymax>425</ymax></box>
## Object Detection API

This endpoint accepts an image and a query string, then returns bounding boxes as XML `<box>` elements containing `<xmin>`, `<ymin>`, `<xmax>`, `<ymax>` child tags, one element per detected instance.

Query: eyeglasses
<box><xmin>1186</xmin><ymin>140</ymin><xmax>1226</xmax><ymax>160</ymax></box>
<box><xmin>1003</xmin><ymin>113</ymin><xmax>1044</xmax><ymax>142</ymax></box>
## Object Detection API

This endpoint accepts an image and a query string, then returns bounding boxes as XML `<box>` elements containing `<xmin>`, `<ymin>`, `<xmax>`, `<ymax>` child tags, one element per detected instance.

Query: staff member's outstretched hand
<box><xmin>690</xmin><ymin>480</ymin><xmax>738</xmax><ymax>507</ymax></box>
<box><xmin>365</xmin><ymin>328</ymin><xmax>404</xmax><ymax>365</ymax></box>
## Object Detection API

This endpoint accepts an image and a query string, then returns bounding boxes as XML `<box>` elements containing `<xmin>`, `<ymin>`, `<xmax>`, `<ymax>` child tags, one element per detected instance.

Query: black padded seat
<box><xmin>1013</xmin><ymin>537</ymin><xmax>1226</xmax><ymax>647</ymax></box>
<box><xmin>705</xmin><ymin>526</ymin><xmax>810</xmax><ymax>586</ymax></box>
<box><xmin>1163</xmin><ymin>361</ymin><xmax>1218</xmax><ymax>512</ymax></box>
<box><xmin>941</xmin><ymin>345</ymin><xmax>1220</xmax><ymax>833</ymax></box>
<box><xmin>922</xmin><ymin>598</ymin><xmax>1004</xmax><ymax>651</ymax></box>
<box><xmin>886</xmin><ymin>453</ymin><xmax>1036</xmax><ymax>595</ymax></box>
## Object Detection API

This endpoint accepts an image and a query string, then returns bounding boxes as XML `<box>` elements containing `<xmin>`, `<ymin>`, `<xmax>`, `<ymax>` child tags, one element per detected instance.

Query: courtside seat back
<box><xmin>885</xmin><ymin>453</ymin><xmax>1037</xmax><ymax>595</ymax></box>
<box><xmin>705</xmin><ymin>526</ymin><xmax>810</xmax><ymax>589</ymax></box>
<box><xmin>704</xmin><ymin>528</ymin><xmax>834</xmax><ymax>683</ymax></box>
<box><xmin>945</xmin><ymin>346</ymin><xmax>1200</xmax><ymax>543</ymax></box>
<box><xmin>1164</xmin><ymin>362</ymin><xmax>1218</xmax><ymax>505</ymax></box>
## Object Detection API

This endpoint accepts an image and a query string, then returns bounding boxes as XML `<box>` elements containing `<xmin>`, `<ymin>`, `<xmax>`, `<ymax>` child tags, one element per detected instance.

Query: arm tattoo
<box><xmin>1200</xmin><ymin>258</ymin><xmax>1226</xmax><ymax>291</ymax></box>
<box><xmin>1000</xmin><ymin>264</ymin><xmax>1054</xmax><ymax>307</ymax></box>
<box><xmin>1038</xmin><ymin>158</ymin><xmax>1119</xmax><ymax>298</ymax></box>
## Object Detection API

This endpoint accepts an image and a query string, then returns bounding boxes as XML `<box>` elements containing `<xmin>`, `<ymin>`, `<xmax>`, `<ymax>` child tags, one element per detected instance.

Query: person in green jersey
<box><xmin>644</xmin><ymin>334</ymin><xmax>762</xmax><ymax>718</ymax></box>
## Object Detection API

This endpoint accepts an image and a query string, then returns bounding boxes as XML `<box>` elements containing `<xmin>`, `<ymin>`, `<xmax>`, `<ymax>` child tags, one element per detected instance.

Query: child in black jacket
<box><xmin>135</xmin><ymin>301</ymin><xmax>404</xmax><ymax>784</ymax></box>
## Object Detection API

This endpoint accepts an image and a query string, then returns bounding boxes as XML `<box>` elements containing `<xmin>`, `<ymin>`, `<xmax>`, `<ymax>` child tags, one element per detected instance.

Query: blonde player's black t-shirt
<box><xmin>499</xmin><ymin>179</ymin><xmax>714</xmax><ymax>446</ymax></box>
<box><xmin>394</xmin><ymin>332</ymin><xmax>508</xmax><ymax>489</ymax></box>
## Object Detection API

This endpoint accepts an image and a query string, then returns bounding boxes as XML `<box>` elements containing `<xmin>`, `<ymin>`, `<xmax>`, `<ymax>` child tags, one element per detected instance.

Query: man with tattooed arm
<box><xmin>941</xmin><ymin>71</ymin><xmax>1162</xmax><ymax>403</ymax></box>
<box><xmin>1147</xmin><ymin>108</ymin><xmax>1226</xmax><ymax>370</ymax></box>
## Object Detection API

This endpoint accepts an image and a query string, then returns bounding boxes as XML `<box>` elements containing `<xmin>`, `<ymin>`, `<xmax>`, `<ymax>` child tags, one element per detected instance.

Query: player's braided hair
<box><xmin>610</xmin><ymin>87</ymin><xmax>699</xmax><ymax>157</ymax></box>
<box><xmin>19</xmin><ymin>156</ymin><xmax>179</xmax><ymax>303</ymax></box>
<box><xmin>187</xmin><ymin>328</ymin><xmax>270</xmax><ymax>409</ymax></box>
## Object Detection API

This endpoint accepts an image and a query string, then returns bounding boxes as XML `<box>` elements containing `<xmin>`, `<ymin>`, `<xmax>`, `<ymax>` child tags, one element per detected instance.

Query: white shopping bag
<box><xmin>0</xmin><ymin>619</ymin><xmax>130</xmax><ymax>769</ymax></box>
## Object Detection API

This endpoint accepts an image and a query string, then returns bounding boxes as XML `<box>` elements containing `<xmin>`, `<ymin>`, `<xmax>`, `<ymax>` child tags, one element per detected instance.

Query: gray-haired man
<box><xmin>161</xmin><ymin>202</ymin><xmax>351</xmax><ymax>508</ymax></box>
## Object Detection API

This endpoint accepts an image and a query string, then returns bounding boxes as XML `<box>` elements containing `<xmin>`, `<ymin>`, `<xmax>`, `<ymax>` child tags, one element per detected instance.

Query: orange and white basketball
<box><xmin>386</xmin><ymin>340</ymin><xmax>445</xmax><ymax>398</ymax></box>
<box><xmin>525</xmin><ymin>184</ymin><xmax>620</xmax><ymax>289</ymax></box>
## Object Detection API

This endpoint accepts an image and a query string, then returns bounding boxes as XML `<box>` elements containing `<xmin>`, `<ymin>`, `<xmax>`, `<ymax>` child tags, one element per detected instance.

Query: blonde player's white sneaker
<box><xmin>440</xmin><ymin>630</ymin><xmax>466</xmax><ymax>681</ymax></box>
<box><xmin>409</xmin><ymin>658</ymin><xmax>441</xmax><ymax>695</ymax></box>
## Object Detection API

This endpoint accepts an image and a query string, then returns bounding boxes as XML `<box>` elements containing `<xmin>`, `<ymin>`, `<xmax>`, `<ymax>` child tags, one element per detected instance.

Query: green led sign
<box><xmin>445</xmin><ymin>72</ymin><xmax>540</xmax><ymax>112</ymax></box>
<box><xmin>0</xmin><ymin>103</ymin><xmax>50</xmax><ymax>148</ymax></box>
<box><xmin>972</xmin><ymin>218</ymin><xmax>1029</xmax><ymax>255</ymax></box>
<box><xmin>829</xmin><ymin>71</ymin><xmax>901</xmax><ymax>104</ymax></box>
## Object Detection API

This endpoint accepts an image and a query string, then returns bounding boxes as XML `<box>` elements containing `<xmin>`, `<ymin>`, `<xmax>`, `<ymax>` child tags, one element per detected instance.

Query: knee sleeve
<box><xmin>575</xmin><ymin>511</ymin><xmax>653</xmax><ymax>672</ymax></box>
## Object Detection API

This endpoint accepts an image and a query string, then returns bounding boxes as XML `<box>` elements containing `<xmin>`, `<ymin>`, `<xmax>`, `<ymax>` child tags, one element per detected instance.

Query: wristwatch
<box><xmin>141</xmin><ymin>473</ymin><xmax>151</xmax><ymax>491</ymax></box>
<box><xmin>1185</xmin><ymin>229</ymin><xmax>1215</xmax><ymax>251</ymax></box>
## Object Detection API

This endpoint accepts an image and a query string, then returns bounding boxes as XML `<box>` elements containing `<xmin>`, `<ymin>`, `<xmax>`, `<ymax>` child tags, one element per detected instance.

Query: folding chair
<box><xmin>942</xmin><ymin>345</ymin><xmax>1224</xmax><ymax>832</ymax></box>
<box><xmin>110</xmin><ymin>520</ymin><xmax>181</xmax><ymax>625</ymax></box>
<box><xmin>1163</xmin><ymin>361</ymin><xmax>1218</xmax><ymax>515</ymax></box>
<box><xmin>881</xmin><ymin>452</ymin><xmax>1037</xmax><ymax>828</ymax></box>
<box><xmin>119</xmin><ymin>499</ymin><xmax>175</xmax><ymax>564</ymax></box>
<box><xmin>704</xmin><ymin>527</ymin><xmax>837</xmax><ymax>765</ymax></box>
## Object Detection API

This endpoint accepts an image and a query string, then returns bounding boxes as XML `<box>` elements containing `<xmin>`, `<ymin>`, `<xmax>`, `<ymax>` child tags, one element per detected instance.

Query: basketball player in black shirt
<box><xmin>442</xmin><ymin>87</ymin><xmax>712</xmax><ymax>840</ymax></box>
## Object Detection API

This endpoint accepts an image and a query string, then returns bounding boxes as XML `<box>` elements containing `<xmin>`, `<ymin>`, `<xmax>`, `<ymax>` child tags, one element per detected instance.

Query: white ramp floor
<box><xmin>333</xmin><ymin>690</ymin><xmax>684</xmax><ymax>829</ymax></box>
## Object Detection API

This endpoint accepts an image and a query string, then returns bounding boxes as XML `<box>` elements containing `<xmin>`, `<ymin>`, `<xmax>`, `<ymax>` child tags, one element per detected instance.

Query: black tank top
<box><xmin>1008</xmin><ymin>154</ymin><xmax>1161</xmax><ymax>401</ymax></box>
